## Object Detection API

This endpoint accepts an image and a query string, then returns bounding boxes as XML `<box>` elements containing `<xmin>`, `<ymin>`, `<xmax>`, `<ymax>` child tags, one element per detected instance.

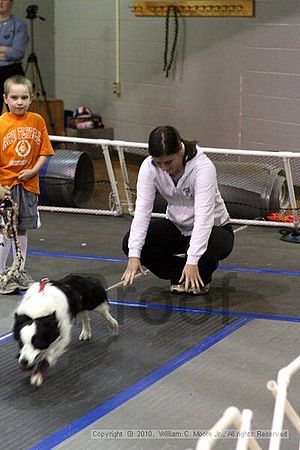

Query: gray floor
<box><xmin>56</xmin><ymin>320</ymin><xmax>300</xmax><ymax>450</ymax></box>
<box><xmin>0</xmin><ymin>212</ymin><xmax>300</xmax><ymax>450</ymax></box>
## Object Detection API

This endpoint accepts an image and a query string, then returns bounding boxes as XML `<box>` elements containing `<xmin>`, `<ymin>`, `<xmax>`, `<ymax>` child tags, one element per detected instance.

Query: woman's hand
<box><xmin>179</xmin><ymin>264</ymin><xmax>204</xmax><ymax>292</ymax></box>
<box><xmin>121</xmin><ymin>257</ymin><xmax>146</xmax><ymax>286</ymax></box>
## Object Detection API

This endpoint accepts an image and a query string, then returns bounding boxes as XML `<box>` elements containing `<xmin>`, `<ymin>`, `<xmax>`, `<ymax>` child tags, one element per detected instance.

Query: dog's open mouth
<box><xmin>20</xmin><ymin>362</ymin><xmax>33</xmax><ymax>371</ymax></box>
<box><xmin>19</xmin><ymin>354</ymin><xmax>43</xmax><ymax>371</ymax></box>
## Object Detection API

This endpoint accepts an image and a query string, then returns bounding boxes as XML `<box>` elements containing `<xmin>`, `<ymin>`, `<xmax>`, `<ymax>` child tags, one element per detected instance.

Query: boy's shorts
<box><xmin>9</xmin><ymin>184</ymin><xmax>40</xmax><ymax>230</ymax></box>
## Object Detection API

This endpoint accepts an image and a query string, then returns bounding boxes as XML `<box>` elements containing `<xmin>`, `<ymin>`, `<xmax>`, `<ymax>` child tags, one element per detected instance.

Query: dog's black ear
<box><xmin>13</xmin><ymin>314</ymin><xmax>33</xmax><ymax>340</ymax></box>
<box><xmin>14</xmin><ymin>313</ymin><xmax>32</xmax><ymax>323</ymax></box>
<box><xmin>14</xmin><ymin>312</ymin><xmax>24</xmax><ymax>323</ymax></box>
<box><xmin>33</xmin><ymin>312</ymin><xmax>60</xmax><ymax>350</ymax></box>
<box><xmin>13</xmin><ymin>324</ymin><xmax>20</xmax><ymax>340</ymax></box>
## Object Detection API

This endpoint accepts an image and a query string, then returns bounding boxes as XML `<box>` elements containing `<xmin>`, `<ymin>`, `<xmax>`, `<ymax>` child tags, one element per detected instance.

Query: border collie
<box><xmin>13</xmin><ymin>274</ymin><xmax>119</xmax><ymax>387</ymax></box>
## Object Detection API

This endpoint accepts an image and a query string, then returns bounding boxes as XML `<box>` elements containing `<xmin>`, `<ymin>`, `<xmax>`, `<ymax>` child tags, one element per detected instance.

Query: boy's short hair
<box><xmin>4</xmin><ymin>75</ymin><xmax>33</xmax><ymax>96</ymax></box>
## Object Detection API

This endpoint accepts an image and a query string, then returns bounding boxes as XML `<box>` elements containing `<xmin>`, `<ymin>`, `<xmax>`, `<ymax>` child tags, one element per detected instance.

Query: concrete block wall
<box><xmin>12</xmin><ymin>1</ymin><xmax>300</xmax><ymax>153</ymax></box>
<box><xmin>240</xmin><ymin>1</ymin><xmax>300</xmax><ymax>152</ymax></box>
<box><xmin>12</xmin><ymin>0</ymin><xmax>55</xmax><ymax>98</ymax></box>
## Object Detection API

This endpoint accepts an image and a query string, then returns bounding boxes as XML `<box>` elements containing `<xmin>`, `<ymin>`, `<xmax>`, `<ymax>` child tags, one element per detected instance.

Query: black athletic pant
<box><xmin>122</xmin><ymin>218</ymin><xmax>234</xmax><ymax>286</ymax></box>
<box><xmin>0</xmin><ymin>63</ymin><xmax>25</xmax><ymax>112</ymax></box>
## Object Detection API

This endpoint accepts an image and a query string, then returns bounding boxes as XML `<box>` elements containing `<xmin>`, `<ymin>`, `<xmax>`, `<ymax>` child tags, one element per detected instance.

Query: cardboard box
<box><xmin>65</xmin><ymin>128</ymin><xmax>114</xmax><ymax>140</ymax></box>
<box><xmin>30</xmin><ymin>98</ymin><xmax>64</xmax><ymax>136</ymax></box>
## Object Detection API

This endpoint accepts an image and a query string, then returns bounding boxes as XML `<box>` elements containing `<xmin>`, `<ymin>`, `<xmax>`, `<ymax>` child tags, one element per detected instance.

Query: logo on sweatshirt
<box><xmin>182</xmin><ymin>186</ymin><xmax>192</xmax><ymax>198</ymax></box>
<box><xmin>15</xmin><ymin>140</ymin><xmax>31</xmax><ymax>158</ymax></box>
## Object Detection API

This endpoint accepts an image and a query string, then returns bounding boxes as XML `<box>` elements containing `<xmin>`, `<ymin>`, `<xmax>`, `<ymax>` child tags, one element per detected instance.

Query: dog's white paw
<box><xmin>79</xmin><ymin>330</ymin><xmax>92</xmax><ymax>340</ymax></box>
<box><xmin>110</xmin><ymin>319</ymin><xmax>119</xmax><ymax>336</ymax></box>
<box><xmin>30</xmin><ymin>372</ymin><xmax>44</xmax><ymax>387</ymax></box>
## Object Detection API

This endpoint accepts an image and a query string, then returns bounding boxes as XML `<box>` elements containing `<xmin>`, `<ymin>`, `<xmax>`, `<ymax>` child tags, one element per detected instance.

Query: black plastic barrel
<box><xmin>39</xmin><ymin>149</ymin><xmax>95</xmax><ymax>207</ymax></box>
<box><xmin>214</xmin><ymin>161</ymin><xmax>289</xmax><ymax>219</ymax></box>
<box><xmin>153</xmin><ymin>161</ymin><xmax>289</xmax><ymax>219</ymax></box>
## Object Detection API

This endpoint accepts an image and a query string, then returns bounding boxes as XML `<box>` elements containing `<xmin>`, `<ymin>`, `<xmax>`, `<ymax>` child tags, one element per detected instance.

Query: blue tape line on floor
<box><xmin>29</xmin><ymin>317</ymin><xmax>250</xmax><ymax>450</ymax></box>
<box><xmin>0</xmin><ymin>332</ymin><xmax>12</xmax><ymax>343</ymax></box>
<box><xmin>28</xmin><ymin>250</ymin><xmax>300</xmax><ymax>277</ymax></box>
<box><xmin>1</xmin><ymin>299</ymin><xmax>300</xmax><ymax>346</ymax></box>
<box><xmin>109</xmin><ymin>299</ymin><xmax>300</xmax><ymax>323</ymax></box>
<box><xmin>28</xmin><ymin>250</ymin><xmax>127</xmax><ymax>263</ymax></box>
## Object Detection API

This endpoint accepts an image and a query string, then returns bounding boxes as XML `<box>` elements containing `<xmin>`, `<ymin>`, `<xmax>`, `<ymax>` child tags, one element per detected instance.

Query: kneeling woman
<box><xmin>121</xmin><ymin>125</ymin><xmax>234</xmax><ymax>295</ymax></box>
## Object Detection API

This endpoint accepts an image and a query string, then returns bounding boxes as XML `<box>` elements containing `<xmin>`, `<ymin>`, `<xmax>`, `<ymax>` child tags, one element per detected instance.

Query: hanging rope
<box><xmin>163</xmin><ymin>5</ymin><xmax>179</xmax><ymax>78</ymax></box>
<box><xmin>0</xmin><ymin>197</ymin><xmax>23</xmax><ymax>287</ymax></box>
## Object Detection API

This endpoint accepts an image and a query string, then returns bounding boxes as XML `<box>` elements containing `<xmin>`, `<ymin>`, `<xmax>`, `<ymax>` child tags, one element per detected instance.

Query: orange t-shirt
<box><xmin>0</xmin><ymin>112</ymin><xmax>54</xmax><ymax>194</ymax></box>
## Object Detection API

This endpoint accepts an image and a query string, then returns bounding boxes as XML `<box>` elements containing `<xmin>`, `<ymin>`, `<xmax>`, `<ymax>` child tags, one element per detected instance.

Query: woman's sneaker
<box><xmin>0</xmin><ymin>277</ymin><xmax>19</xmax><ymax>294</ymax></box>
<box><xmin>170</xmin><ymin>282</ymin><xmax>210</xmax><ymax>296</ymax></box>
<box><xmin>13</xmin><ymin>270</ymin><xmax>35</xmax><ymax>290</ymax></box>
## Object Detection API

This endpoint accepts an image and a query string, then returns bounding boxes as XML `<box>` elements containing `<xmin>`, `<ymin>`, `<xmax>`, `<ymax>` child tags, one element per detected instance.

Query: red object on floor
<box><xmin>267</xmin><ymin>212</ymin><xmax>294</xmax><ymax>222</ymax></box>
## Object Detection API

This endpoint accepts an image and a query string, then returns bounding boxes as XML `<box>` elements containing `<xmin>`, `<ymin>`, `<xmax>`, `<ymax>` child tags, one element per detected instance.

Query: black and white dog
<box><xmin>13</xmin><ymin>274</ymin><xmax>119</xmax><ymax>387</ymax></box>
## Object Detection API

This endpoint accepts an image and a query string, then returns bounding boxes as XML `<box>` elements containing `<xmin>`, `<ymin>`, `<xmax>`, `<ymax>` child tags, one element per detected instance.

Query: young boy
<box><xmin>0</xmin><ymin>75</ymin><xmax>54</xmax><ymax>294</ymax></box>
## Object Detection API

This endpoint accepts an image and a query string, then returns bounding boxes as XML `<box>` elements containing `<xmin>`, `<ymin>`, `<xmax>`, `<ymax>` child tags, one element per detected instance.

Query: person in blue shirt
<box><xmin>0</xmin><ymin>0</ymin><xmax>29</xmax><ymax>112</ymax></box>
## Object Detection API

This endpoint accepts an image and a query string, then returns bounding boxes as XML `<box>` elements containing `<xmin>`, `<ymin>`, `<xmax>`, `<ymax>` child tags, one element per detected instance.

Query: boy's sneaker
<box><xmin>13</xmin><ymin>270</ymin><xmax>35</xmax><ymax>290</ymax></box>
<box><xmin>0</xmin><ymin>277</ymin><xmax>19</xmax><ymax>295</ymax></box>
<box><xmin>170</xmin><ymin>282</ymin><xmax>210</xmax><ymax>296</ymax></box>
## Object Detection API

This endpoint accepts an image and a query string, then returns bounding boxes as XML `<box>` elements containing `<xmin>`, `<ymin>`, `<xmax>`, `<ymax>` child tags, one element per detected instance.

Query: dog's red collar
<box><xmin>39</xmin><ymin>278</ymin><xmax>49</xmax><ymax>292</ymax></box>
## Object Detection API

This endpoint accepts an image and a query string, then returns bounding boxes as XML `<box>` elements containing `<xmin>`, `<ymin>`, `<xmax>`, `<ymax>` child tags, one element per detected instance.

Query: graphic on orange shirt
<box><xmin>15</xmin><ymin>140</ymin><xmax>31</xmax><ymax>158</ymax></box>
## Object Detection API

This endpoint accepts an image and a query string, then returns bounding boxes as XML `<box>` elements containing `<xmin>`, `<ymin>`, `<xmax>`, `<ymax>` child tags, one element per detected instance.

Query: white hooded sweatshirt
<box><xmin>128</xmin><ymin>147</ymin><xmax>230</xmax><ymax>265</ymax></box>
